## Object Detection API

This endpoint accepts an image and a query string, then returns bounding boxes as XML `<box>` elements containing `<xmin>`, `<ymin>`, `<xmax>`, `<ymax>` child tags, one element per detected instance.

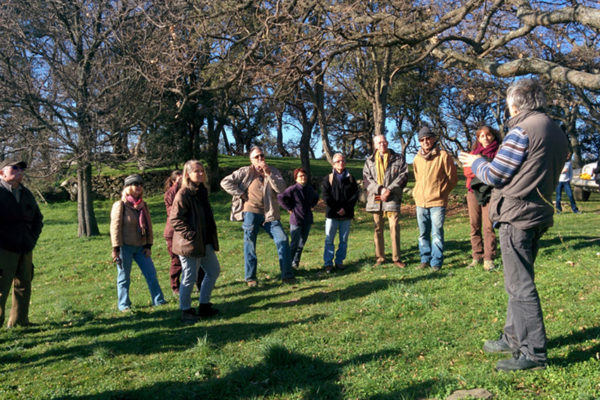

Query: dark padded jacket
<box><xmin>0</xmin><ymin>184</ymin><xmax>43</xmax><ymax>254</ymax></box>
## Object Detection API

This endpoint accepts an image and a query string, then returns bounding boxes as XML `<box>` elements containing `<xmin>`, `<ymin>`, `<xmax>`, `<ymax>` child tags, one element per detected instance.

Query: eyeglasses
<box><xmin>252</xmin><ymin>154</ymin><xmax>265</xmax><ymax>159</ymax></box>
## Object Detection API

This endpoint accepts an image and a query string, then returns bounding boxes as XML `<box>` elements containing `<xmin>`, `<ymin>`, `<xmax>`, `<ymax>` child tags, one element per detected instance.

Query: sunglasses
<box><xmin>10</xmin><ymin>165</ymin><xmax>25</xmax><ymax>171</ymax></box>
<box><xmin>419</xmin><ymin>137</ymin><xmax>434</xmax><ymax>142</ymax></box>
<box><xmin>131</xmin><ymin>182</ymin><xmax>143</xmax><ymax>187</ymax></box>
<box><xmin>253</xmin><ymin>154</ymin><xmax>265</xmax><ymax>159</ymax></box>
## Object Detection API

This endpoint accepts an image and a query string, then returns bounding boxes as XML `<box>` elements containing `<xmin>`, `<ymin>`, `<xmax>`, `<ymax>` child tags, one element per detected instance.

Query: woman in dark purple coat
<box><xmin>277</xmin><ymin>168</ymin><xmax>319</xmax><ymax>269</ymax></box>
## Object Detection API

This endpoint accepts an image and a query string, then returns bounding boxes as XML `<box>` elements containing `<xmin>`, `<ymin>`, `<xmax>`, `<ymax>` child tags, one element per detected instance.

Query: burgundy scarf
<box><xmin>471</xmin><ymin>139</ymin><xmax>499</xmax><ymax>159</ymax></box>
<box><xmin>126</xmin><ymin>195</ymin><xmax>149</xmax><ymax>236</ymax></box>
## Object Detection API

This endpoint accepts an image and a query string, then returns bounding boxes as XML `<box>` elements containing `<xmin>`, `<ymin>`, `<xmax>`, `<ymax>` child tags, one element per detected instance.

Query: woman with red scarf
<box><xmin>110</xmin><ymin>174</ymin><xmax>166</xmax><ymax>311</ymax></box>
<box><xmin>463</xmin><ymin>126</ymin><xmax>500</xmax><ymax>271</ymax></box>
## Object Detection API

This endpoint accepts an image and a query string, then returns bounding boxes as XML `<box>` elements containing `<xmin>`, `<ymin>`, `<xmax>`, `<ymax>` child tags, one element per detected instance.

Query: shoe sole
<box><xmin>496</xmin><ymin>363</ymin><xmax>546</xmax><ymax>371</ymax></box>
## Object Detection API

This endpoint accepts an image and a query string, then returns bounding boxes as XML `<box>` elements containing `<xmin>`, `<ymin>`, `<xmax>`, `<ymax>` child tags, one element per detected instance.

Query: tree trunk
<box><xmin>275</xmin><ymin>109</ymin><xmax>290</xmax><ymax>157</ymax></box>
<box><xmin>77</xmin><ymin>162</ymin><xmax>100</xmax><ymax>237</ymax></box>
<box><xmin>314</xmin><ymin>79</ymin><xmax>333</xmax><ymax>164</ymax></box>
<box><xmin>300</xmin><ymin>120</ymin><xmax>312</xmax><ymax>180</ymax></box>
<box><xmin>221</xmin><ymin>128</ymin><xmax>231</xmax><ymax>154</ymax></box>
<box><xmin>205</xmin><ymin>115</ymin><xmax>222</xmax><ymax>192</ymax></box>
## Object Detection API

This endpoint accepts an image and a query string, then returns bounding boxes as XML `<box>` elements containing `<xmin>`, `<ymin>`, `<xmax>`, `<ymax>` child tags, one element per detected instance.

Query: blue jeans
<box><xmin>555</xmin><ymin>181</ymin><xmax>578</xmax><ymax>212</ymax></box>
<box><xmin>416</xmin><ymin>206</ymin><xmax>446</xmax><ymax>268</ymax></box>
<box><xmin>117</xmin><ymin>245</ymin><xmax>166</xmax><ymax>311</ymax></box>
<box><xmin>290</xmin><ymin>223</ymin><xmax>312</xmax><ymax>267</ymax></box>
<box><xmin>323</xmin><ymin>218</ymin><xmax>351</xmax><ymax>266</ymax></box>
<box><xmin>243</xmin><ymin>212</ymin><xmax>293</xmax><ymax>281</ymax></box>
<box><xmin>178</xmin><ymin>244</ymin><xmax>220</xmax><ymax>310</ymax></box>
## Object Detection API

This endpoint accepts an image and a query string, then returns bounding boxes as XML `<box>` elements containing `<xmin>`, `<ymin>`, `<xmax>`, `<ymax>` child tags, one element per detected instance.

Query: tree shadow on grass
<box><xmin>60</xmin><ymin>346</ymin><xmax>445</xmax><ymax>400</ymax></box>
<box><xmin>261</xmin><ymin>275</ymin><xmax>445</xmax><ymax>310</ymax></box>
<box><xmin>0</xmin><ymin>307</ymin><xmax>324</xmax><ymax>373</ymax></box>
<box><xmin>539</xmin><ymin>234</ymin><xmax>600</xmax><ymax>252</ymax></box>
<box><xmin>547</xmin><ymin>325</ymin><xmax>600</xmax><ymax>367</ymax></box>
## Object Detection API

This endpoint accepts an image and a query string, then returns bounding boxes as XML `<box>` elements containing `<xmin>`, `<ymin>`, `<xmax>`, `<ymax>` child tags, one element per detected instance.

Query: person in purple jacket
<box><xmin>277</xmin><ymin>168</ymin><xmax>319</xmax><ymax>269</ymax></box>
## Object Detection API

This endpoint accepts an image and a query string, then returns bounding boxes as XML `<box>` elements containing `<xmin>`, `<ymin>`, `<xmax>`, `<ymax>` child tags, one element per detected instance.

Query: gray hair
<box><xmin>506</xmin><ymin>78</ymin><xmax>547</xmax><ymax>112</ymax></box>
<box><xmin>249</xmin><ymin>146</ymin><xmax>264</xmax><ymax>158</ymax></box>
<box><xmin>332</xmin><ymin>152</ymin><xmax>345</xmax><ymax>162</ymax></box>
<box><xmin>373</xmin><ymin>135</ymin><xmax>387</xmax><ymax>145</ymax></box>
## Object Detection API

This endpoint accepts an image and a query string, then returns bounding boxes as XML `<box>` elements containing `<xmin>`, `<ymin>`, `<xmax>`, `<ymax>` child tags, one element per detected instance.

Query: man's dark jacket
<box><xmin>0</xmin><ymin>184</ymin><xmax>44</xmax><ymax>253</ymax></box>
<box><xmin>321</xmin><ymin>170</ymin><xmax>359</xmax><ymax>220</ymax></box>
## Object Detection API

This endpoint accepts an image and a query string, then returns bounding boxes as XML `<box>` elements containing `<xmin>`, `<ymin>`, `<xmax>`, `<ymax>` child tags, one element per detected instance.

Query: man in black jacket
<box><xmin>0</xmin><ymin>159</ymin><xmax>44</xmax><ymax>328</ymax></box>
<box><xmin>321</xmin><ymin>153</ymin><xmax>359</xmax><ymax>273</ymax></box>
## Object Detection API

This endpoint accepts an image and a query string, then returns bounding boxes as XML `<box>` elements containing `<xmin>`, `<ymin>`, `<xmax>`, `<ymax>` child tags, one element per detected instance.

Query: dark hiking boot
<box><xmin>496</xmin><ymin>352</ymin><xmax>546</xmax><ymax>371</ymax></box>
<box><xmin>483</xmin><ymin>337</ymin><xmax>512</xmax><ymax>354</ymax></box>
<box><xmin>197</xmin><ymin>303</ymin><xmax>220</xmax><ymax>318</ymax></box>
<box><xmin>181</xmin><ymin>308</ymin><xmax>201</xmax><ymax>323</ymax></box>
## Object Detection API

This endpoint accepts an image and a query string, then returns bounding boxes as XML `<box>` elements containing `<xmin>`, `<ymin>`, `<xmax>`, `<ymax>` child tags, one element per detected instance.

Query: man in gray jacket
<box><xmin>363</xmin><ymin>135</ymin><xmax>409</xmax><ymax>268</ymax></box>
<box><xmin>460</xmin><ymin>79</ymin><xmax>568</xmax><ymax>371</ymax></box>
<box><xmin>220</xmin><ymin>146</ymin><xmax>294</xmax><ymax>287</ymax></box>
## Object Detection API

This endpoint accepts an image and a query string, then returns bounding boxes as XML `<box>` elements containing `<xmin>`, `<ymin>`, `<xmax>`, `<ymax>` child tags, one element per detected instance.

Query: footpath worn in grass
<box><xmin>1</xmin><ymin>191</ymin><xmax>599</xmax><ymax>399</ymax></box>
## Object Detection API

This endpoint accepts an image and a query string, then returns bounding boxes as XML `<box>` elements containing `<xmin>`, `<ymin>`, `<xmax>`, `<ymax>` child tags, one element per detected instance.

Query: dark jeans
<box><xmin>290</xmin><ymin>223</ymin><xmax>312</xmax><ymax>267</ymax></box>
<box><xmin>499</xmin><ymin>223</ymin><xmax>548</xmax><ymax>363</ymax></box>
<box><xmin>555</xmin><ymin>181</ymin><xmax>578</xmax><ymax>212</ymax></box>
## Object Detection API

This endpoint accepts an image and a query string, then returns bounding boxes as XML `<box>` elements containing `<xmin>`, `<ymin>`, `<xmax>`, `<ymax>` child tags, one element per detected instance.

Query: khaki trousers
<box><xmin>0</xmin><ymin>249</ymin><xmax>33</xmax><ymax>328</ymax></box>
<box><xmin>373</xmin><ymin>211</ymin><xmax>401</xmax><ymax>262</ymax></box>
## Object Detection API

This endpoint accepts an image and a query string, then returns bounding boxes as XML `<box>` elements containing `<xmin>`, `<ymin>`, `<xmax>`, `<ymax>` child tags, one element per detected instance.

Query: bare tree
<box><xmin>0</xmin><ymin>0</ymin><xmax>147</xmax><ymax>236</ymax></box>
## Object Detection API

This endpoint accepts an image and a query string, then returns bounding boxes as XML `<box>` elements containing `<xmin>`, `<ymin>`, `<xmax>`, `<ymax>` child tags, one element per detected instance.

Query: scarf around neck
<box><xmin>471</xmin><ymin>139</ymin><xmax>500</xmax><ymax>159</ymax></box>
<box><xmin>126</xmin><ymin>195</ymin><xmax>149</xmax><ymax>236</ymax></box>
<box><xmin>419</xmin><ymin>145</ymin><xmax>439</xmax><ymax>161</ymax></box>
<box><xmin>375</xmin><ymin>151</ymin><xmax>389</xmax><ymax>185</ymax></box>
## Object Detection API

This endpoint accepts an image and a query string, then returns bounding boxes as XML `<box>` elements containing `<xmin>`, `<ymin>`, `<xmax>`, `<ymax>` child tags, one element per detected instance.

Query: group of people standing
<box><xmin>0</xmin><ymin>78</ymin><xmax>586</xmax><ymax>373</ymax></box>
<box><xmin>109</xmin><ymin>161</ymin><xmax>220</xmax><ymax>323</ymax></box>
<box><xmin>219</xmin><ymin>129</ymin><xmax>461</xmax><ymax>285</ymax></box>
<box><xmin>104</xmin><ymin>78</ymin><xmax>573</xmax><ymax>372</ymax></box>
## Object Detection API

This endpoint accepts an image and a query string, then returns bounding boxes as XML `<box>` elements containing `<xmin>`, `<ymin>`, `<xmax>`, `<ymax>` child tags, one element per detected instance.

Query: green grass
<box><xmin>2</xmin><ymin>173</ymin><xmax>600</xmax><ymax>399</ymax></box>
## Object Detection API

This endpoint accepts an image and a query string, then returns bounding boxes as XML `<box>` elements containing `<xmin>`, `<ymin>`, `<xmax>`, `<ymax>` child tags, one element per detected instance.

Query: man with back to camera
<box><xmin>220</xmin><ymin>146</ymin><xmax>295</xmax><ymax>287</ymax></box>
<box><xmin>0</xmin><ymin>158</ymin><xmax>44</xmax><ymax>329</ymax></box>
<box><xmin>363</xmin><ymin>135</ymin><xmax>409</xmax><ymax>268</ymax></box>
<box><xmin>460</xmin><ymin>78</ymin><xmax>568</xmax><ymax>371</ymax></box>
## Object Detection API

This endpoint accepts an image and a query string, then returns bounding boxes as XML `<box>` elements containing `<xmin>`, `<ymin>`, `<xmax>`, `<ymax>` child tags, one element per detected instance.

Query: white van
<box><xmin>571</xmin><ymin>162</ymin><xmax>599</xmax><ymax>201</ymax></box>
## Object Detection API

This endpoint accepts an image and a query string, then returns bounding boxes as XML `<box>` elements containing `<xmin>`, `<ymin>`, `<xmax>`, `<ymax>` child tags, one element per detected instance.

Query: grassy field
<box><xmin>1</xmin><ymin>162</ymin><xmax>600</xmax><ymax>399</ymax></box>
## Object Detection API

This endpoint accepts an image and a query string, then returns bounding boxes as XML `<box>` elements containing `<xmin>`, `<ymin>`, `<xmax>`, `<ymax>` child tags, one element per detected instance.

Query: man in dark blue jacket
<box><xmin>0</xmin><ymin>158</ymin><xmax>44</xmax><ymax>328</ymax></box>
<box><xmin>321</xmin><ymin>153</ymin><xmax>359</xmax><ymax>273</ymax></box>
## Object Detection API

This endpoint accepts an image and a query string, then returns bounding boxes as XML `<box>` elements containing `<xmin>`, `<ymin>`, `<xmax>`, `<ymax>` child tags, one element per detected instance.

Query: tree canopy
<box><xmin>1</xmin><ymin>0</ymin><xmax>599</xmax><ymax>235</ymax></box>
